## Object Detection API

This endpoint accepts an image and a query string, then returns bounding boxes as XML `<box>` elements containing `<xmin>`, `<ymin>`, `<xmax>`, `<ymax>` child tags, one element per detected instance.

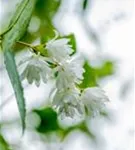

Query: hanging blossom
<box><xmin>18</xmin><ymin>30</ymin><xmax>109</xmax><ymax>119</ymax></box>
<box><xmin>55</xmin><ymin>54</ymin><xmax>85</xmax><ymax>90</ymax></box>
<box><xmin>45</xmin><ymin>30</ymin><xmax>73</xmax><ymax>63</ymax></box>
<box><xmin>51</xmin><ymin>87</ymin><xmax>84</xmax><ymax>119</ymax></box>
<box><xmin>80</xmin><ymin>87</ymin><xmax>109</xmax><ymax>116</ymax></box>
<box><xmin>18</xmin><ymin>54</ymin><xmax>51</xmax><ymax>87</ymax></box>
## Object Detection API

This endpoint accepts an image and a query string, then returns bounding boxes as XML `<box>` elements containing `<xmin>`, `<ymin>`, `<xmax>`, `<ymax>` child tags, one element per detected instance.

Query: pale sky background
<box><xmin>0</xmin><ymin>0</ymin><xmax>134</xmax><ymax>150</ymax></box>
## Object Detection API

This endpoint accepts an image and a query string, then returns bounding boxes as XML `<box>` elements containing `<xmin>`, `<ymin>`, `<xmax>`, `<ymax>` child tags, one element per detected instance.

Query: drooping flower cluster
<box><xmin>19</xmin><ymin>31</ymin><xmax>109</xmax><ymax>119</ymax></box>
<box><xmin>18</xmin><ymin>54</ymin><xmax>51</xmax><ymax>87</ymax></box>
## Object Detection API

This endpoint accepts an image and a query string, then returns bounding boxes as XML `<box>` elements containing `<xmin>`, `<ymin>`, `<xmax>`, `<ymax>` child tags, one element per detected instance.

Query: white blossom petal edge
<box><xmin>45</xmin><ymin>31</ymin><xmax>72</xmax><ymax>62</ymax></box>
<box><xmin>81</xmin><ymin>87</ymin><xmax>109</xmax><ymax>116</ymax></box>
<box><xmin>56</xmin><ymin>54</ymin><xmax>85</xmax><ymax>90</ymax></box>
<box><xmin>52</xmin><ymin>87</ymin><xmax>84</xmax><ymax>119</ymax></box>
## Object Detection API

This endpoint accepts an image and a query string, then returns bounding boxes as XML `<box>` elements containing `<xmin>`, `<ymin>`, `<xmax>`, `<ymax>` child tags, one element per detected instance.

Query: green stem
<box><xmin>16</xmin><ymin>41</ymin><xmax>33</xmax><ymax>48</ymax></box>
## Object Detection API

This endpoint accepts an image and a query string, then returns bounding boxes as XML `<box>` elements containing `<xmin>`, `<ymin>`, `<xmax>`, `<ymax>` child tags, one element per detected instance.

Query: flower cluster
<box><xmin>19</xmin><ymin>31</ymin><xmax>109</xmax><ymax>119</ymax></box>
<box><xmin>19</xmin><ymin>54</ymin><xmax>51</xmax><ymax>87</ymax></box>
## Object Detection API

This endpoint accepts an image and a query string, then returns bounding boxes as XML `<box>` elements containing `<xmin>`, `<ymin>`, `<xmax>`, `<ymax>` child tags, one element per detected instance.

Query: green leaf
<box><xmin>0</xmin><ymin>0</ymin><xmax>29</xmax><ymax>36</ymax></box>
<box><xmin>2</xmin><ymin>0</ymin><xmax>37</xmax><ymax>133</ymax></box>
<box><xmin>83</xmin><ymin>0</ymin><xmax>88</xmax><ymax>10</ymax></box>
<box><xmin>79</xmin><ymin>60</ymin><xmax>114</xmax><ymax>89</ymax></box>
<box><xmin>33</xmin><ymin>107</ymin><xmax>96</xmax><ymax>140</ymax></box>
<box><xmin>79</xmin><ymin>61</ymin><xmax>97</xmax><ymax>89</ymax></box>
<box><xmin>2</xmin><ymin>0</ymin><xmax>37</xmax><ymax>49</ymax></box>
<box><xmin>0</xmin><ymin>134</ymin><xmax>10</xmax><ymax>150</ymax></box>
<box><xmin>95</xmin><ymin>61</ymin><xmax>114</xmax><ymax>79</ymax></box>
<box><xmin>4</xmin><ymin>51</ymin><xmax>26</xmax><ymax>132</ymax></box>
<box><xmin>34</xmin><ymin>107</ymin><xmax>60</xmax><ymax>133</ymax></box>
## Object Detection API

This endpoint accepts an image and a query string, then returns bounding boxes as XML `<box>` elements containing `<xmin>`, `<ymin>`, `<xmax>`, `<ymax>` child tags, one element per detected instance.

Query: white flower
<box><xmin>52</xmin><ymin>87</ymin><xmax>84</xmax><ymax>118</ymax></box>
<box><xmin>45</xmin><ymin>31</ymin><xmax>72</xmax><ymax>62</ymax></box>
<box><xmin>56</xmin><ymin>54</ymin><xmax>85</xmax><ymax>90</ymax></box>
<box><xmin>80</xmin><ymin>87</ymin><xmax>109</xmax><ymax>116</ymax></box>
<box><xmin>19</xmin><ymin>55</ymin><xmax>51</xmax><ymax>86</ymax></box>
<box><xmin>68</xmin><ymin>54</ymin><xmax>85</xmax><ymax>82</ymax></box>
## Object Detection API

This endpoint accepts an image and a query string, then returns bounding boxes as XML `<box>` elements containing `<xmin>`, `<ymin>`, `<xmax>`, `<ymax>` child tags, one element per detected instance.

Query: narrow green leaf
<box><xmin>0</xmin><ymin>0</ymin><xmax>29</xmax><ymax>36</ymax></box>
<box><xmin>8</xmin><ymin>0</ymin><xmax>29</xmax><ymax>29</ymax></box>
<box><xmin>2</xmin><ymin>0</ymin><xmax>37</xmax><ymax>133</ymax></box>
<box><xmin>4</xmin><ymin>51</ymin><xmax>26</xmax><ymax>132</ymax></box>
<box><xmin>2</xmin><ymin>0</ymin><xmax>37</xmax><ymax>49</ymax></box>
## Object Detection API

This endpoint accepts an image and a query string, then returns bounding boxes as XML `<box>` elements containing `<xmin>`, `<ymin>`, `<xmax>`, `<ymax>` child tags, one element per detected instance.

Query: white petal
<box><xmin>19</xmin><ymin>55</ymin><xmax>52</xmax><ymax>86</ymax></box>
<box><xmin>82</xmin><ymin>87</ymin><xmax>109</xmax><ymax>102</ymax></box>
<box><xmin>56</xmin><ymin>71</ymin><xmax>73</xmax><ymax>90</ymax></box>
<box><xmin>46</xmin><ymin>36</ymin><xmax>73</xmax><ymax>62</ymax></box>
<box><xmin>52</xmin><ymin>90</ymin><xmax>65</xmax><ymax>107</ymax></box>
<box><xmin>81</xmin><ymin>87</ymin><xmax>109</xmax><ymax>116</ymax></box>
<box><xmin>49</xmin><ymin>38</ymin><xmax>70</xmax><ymax>46</ymax></box>
<box><xmin>18</xmin><ymin>56</ymin><xmax>32</xmax><ymax>67</ymax></box>
<box><xmin>27</xmin><ymin>65</ymin><xmax>34</xmax><ymax>84</ymax></box>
